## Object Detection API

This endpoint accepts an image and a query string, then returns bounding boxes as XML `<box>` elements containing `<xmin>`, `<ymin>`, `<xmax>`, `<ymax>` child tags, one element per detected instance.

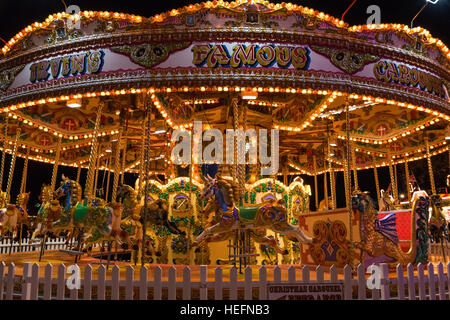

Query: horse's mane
<box><xmin>216</xmin><ymin>175</ymin><xmax>240</xmax><ymax>204</ymax></box>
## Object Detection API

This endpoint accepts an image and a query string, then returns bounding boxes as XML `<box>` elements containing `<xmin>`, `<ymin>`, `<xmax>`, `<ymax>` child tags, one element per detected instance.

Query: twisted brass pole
<box><xmin>85</xmin><ymin>102</ymin><xmax>104</xmax><ymax>204</ymax></box>
<box><xmin>137</xmin><ymin>124</ymin><xmax>146</xmax><ymax>199</ymax></box>
<box><xmin>0</xmin><ymin>117</ymin><xmax>9</xmax><ymax>191</ymax></box>
<box><xmin>93</xmin><ymin>143</ymin><xmax>101</xmax><ymax>200</ymax></box>
<box><xmin>351</xmin><ymin>141</ymin><xmax>359</xmax><ymax>191</ymax></box>
<box><xmin>373</xmin><ymin>158</ymin><xmax>381</xmax><ymax>205</ymax></box>
<box><xmin>425</xmin><ymin>136</ymin><xmax>436</xmax><ymax>195</ymax></box>
<box><xmin>327</xmin><ymin>141</ymin><xmax>336</xmax><ymax>209</ymax></box>
<box><xmin>105</xmin><ymin>155</ymin><xmax>112</xmax><ymax>202</ymax></box>
<box><xmin>111</xmin><ymin>127</ymin><xmax>123</xmax><ymax>204</ymax></box>
<box><xmin>405</xmin><ymin>160</ymin><xmax>411</xmax><ymax>201</ymax></box>
<box><xmin>20</xmin><ymin>146</ymin><xmax>30</xmax><ymax>194</ymax></box>
<box><xmin>141</xmin><ymin>93</ymin><xmax>152</xmax><ymax>266</ymax></box>
<box><xmin>313</xmin><ymin>155</ymin><xmax>318</xmax><ymax>210</ymax></box>
<box><xmin>120</xmin><ymin>134</ymin><xmax>127</xmax><ymax>185</ymax></box>
<box><xmin>6</xmin><ymin>126</ymin><xmax>21</xmax><ymax>199</ymax></box>
<box><xmin>76</xmin><ymin>165</ymin><xmax>81</xmax><ymax>185</ymax></box>
<box><xmin>50</xmin><ymin>136</ymin><xmax>62</xmax><ymax>195</ymax></box>
<box><xmin>387</xmin><ymin>150</ymin><xmax>398</xmax><ymax>203</ymax></box>
<box><xmin>345</xmin><ymin>101</ymin><xmax>354</xmax><ymax>270</ymax></box>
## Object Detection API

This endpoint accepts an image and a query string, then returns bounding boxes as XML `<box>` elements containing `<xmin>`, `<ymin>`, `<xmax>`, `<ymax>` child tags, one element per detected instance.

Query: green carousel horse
<box><xmin>192</xmin><ymin>165</ymin><xmax>313</xmax><ymax>254</ymax></box>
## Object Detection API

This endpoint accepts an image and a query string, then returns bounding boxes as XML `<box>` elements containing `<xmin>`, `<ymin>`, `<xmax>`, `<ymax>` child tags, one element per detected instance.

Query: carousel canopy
<box><xmin>0</xmin><ymin>0</ymin><xmax>448</xmax><ymax>177</ymax></box>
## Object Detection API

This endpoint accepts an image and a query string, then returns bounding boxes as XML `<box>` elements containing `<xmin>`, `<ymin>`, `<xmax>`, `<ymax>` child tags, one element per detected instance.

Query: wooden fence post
<box><xmin>168</xmin><ymin>266</ymin><xmax>176</xmax><ymax>300</ymax></box>
<box><xmin>357</xmin><ymin>264</ymin><xmax>366</xmax><ymax>300</ymax></box>
<box><xmin>396</xmin><ymin>264</ymin><xmax>405</xmax><ymax>300</ymax></box>
<box><xmin>244</xmin><ymin>266</ymin><xmax>252</xmax><ymax>300</ymax></box>
<box><xmin>200</xmin><ymin>265</ymin><xmax>207</xmax><ymax>300</ymax></box>
<box><xmin>154</xmin><ymin>266</ymin><xmax>162</xmax><ymax>300</ymax></box>
<box><xmin>30</xmin><ymin>263</ymin><xmax>39</xmax><ymax>300</ymax></box>
<box><xmin>380</xmin><ymin>263</ymin><xmax>390</xmax><ymax>300</ymax></box>
<box><xmin>21</xmin><ymin>262</ymin><xmax>32</xmax><ymax>300</ymax></box>
<box><xmin>258</xmin><ymin>266</ymin><xmax>267</xmax><ymax>300</ymax></box>
<box><xmin>407</xmin><ymin>263</ymin><xmax>416</xmax><ymax>300</ymax></box>
<box><xmin>111</xmin><ymin>265</ymin><xmax>120</xmax><ymax>300</ymax></box>
<box><xmin>230</xmin><ymin>266</ymin><xmax>237</xmax><ymax>300</ymax></box>
<box><xmin>6</xmin><ymin>263</ymin><xmax>15</xmax><ymax>300</ymax></box>
<box><xmin>0</xmin><ymin>262</ymin><xmax>5</xmax><ymax>300</ymax></box>
<box><xmin>126</xmin><ymin>266</ymin><xmax>134</xmax><ymax>300</ymax></box>
<box><xmin>43</xmin><ymin>264</ymin><xmax>53</xmax><ymax>300</ymax></box>
<box><xmin>139</xmin><ymin>266</ymin><xmax>148</xmax><ymax>300</ymax></box>
<box><xmin>83</xmin><ymin>264</ymin><xmax>92</xmax><ymax>300</ymax></box>
<box><xmin>56</xmin><ymin>264</ymin><xmax>66</xmax><ymax>300</ymax></box>
<box><xmin>343</xmin><ymin>265</ymin><xmax>353</xmax><ymax>300</ymax></box>
<box><xmin>183</xmin><ymin>267</ymin><xmax>191</xmax><ymax>300</ymax></box>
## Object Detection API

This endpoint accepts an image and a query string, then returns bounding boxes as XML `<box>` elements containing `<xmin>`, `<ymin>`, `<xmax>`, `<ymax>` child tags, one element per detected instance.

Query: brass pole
<box><xmin>20</xmin><ymin>146</ymin><xmax>30</xmax><ymax>194</ymax></box>
<box><xmin>324</xmin><ymin>171</ymin><xmax>329</xmax><ymax>210</ymax></box>
<box><xmin>141</xmin><ymin>93</ymin><xmax>152</xmax><ymax>266</ymax></box>
<box><xmin>120</xmin><ymin>135</ymin><xmax>127</xmax><ymax>185</ymax></box>
<box><xmin>84</xmin><ymin>102</ymin><xmax>104</xmax><ymax>204</ymax></box>
<box><xmin>313</xmin><ymin>155</ymin><xmax>318</xmax><ymax>210</ymax></box>
<box><xmin>328</xmin><ymin>140</ymin><xmax>336</xmax><ymax>210</ymax></box>
<box><xmin>373</xmin><ymin>159</ymin><xmax>381</xmax><ymax>205</ymax></box>
<box><xmin>387</xmin><ymin>151</ymin><xmax>398</xmax><ymax>203</ymax></box>
<box><xmin>50</xmin><ymin>136</ymin><xmax>63</xmax><ymax>195</ymax></box>
<box><xmin>6</xmin><ymin>127</ymin><xmax>21</xmax><ymax>198</ymax></box>
<box><xmin>405</xmin><ymin>160</ymin><xmax>411</xmax><ymax>201</ymax></box>
<box><xmin>345</xmin><ymin>101</ymin><xmax>354</xmax><ymax>270</ymax></box>
<box><xmin>105</xmin><ymin>155</ymin><xmax>112</xmax><ymax>203</ymax></box>
<box><xmin>93</xmin><ymin>144</ymin><xmax>101</xmax><ymax>200</ymax></box>
<box><xmin>111</xmin><ymin>127</ymin><xmax>123</xmax><ymax>204</ymax></box>
<box><xmin>351</xmin><ymin>141</ymin><xmax>359</xmax><ymax>191</ymax></box>
<box><xmin>138</xmin><ymin>124</ymin><xmax>146</xmax><ymax>200</ymax></box>
<box><xmin>0</xmin><ymin>117</ymin><xmax>9</xmax><ymax>191</ymax></box>
<box><xmin>425</xmin><ymin>136</ymin><xmax>436</xmax><ymax>195</ymax></box>
<box><xmin>76</xmin><ymin>165</ymin><xmax>81</xmax><ymax>185</ymax></box>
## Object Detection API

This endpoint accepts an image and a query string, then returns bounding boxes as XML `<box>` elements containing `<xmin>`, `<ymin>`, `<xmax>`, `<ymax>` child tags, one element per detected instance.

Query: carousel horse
<box><xmin>379</xmin><ymin>189</ymin><xmax>395</xmax><ymax>211</ymax></box>
<box><xmin>318</xmin><ymin>197</ymin><xmax>333</xmax><ymax>211</ymax></box>
<box><xmin>0</xmin><ymin>192</ymin><xmax>30</xmax><ymax>239</ymax></box>
<box><xmin>428</xmin><ymin>194</ymin><xmax>448</xmax><ymax>243</ymax></box>
<box><xmin>80</xmin><ymin>202</ymin><xmax>136</xmax><ymax>251</ymax></box>
<box><xmin>353</xmin><ymin>191</ymin><xmax>429</xmax><ymax>265</ymax></box>
<box><xmin>116</xmin><ymin>185</ymin><xmax>167</xmax><ymax>255</ymax></box>
<box><xmin>192</xmin><ymin>167</ymin><xmax>313</xmax><ymax>254</ymax></box>
<box><xmin>30</xmin><ymin>183</ymin><xmax>65</xmax><ymax>242</ymax></box>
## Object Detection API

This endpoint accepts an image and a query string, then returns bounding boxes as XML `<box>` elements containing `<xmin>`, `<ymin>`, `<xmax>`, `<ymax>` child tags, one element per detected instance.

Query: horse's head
<box><xmin>17</xmin><ymin>192</ymin><xmax>30</xmax><ymax>206</ymax></box>
<box><xmin>199</xmin><ymin>174</ymin><xmax>218</xmax><ymax>202</ymax></box>
<box><xmin>352</xmin><ymin>191</ymin><xmax>376</xmax><ymax>214</ymax></box>
<box><xmin>430</xmin><ymin>194</ymin><xmax>442</xmax><ymax>208</ymax></box>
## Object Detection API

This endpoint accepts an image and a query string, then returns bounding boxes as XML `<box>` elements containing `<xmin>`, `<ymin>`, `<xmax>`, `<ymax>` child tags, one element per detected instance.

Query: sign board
<box><xmin>267</xmin><ymin>283</ymin><xmax>344</xmax><ymax>300</ymax></box>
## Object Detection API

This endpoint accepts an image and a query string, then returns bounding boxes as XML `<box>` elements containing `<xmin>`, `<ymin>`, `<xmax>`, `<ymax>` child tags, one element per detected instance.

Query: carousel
<box><xmin>0</xmin><ymin>0</ymin><xmax>449</xmax><ymax>274</ymax></box>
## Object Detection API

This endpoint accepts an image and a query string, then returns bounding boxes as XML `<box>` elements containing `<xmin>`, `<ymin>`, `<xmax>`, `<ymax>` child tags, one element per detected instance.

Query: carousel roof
<box><xmin>0</xmin><ymin>0</ymin><xmax>449</xmax><ymax>178</ymax></box>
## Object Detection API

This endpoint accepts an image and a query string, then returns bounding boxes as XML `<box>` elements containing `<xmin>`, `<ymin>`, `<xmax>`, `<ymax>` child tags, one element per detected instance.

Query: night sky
<box><xmin>0</xmin><ymin>0</ymin><xmax>449</xmax><ymax>212</ymax></box>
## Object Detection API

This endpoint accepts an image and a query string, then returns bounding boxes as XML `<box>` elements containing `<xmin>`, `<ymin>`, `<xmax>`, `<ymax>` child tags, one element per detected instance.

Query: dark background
<box><xmin>0</xmin><ymin>0</ymin><xmax>449</xmax><ymax>212</ymax></box>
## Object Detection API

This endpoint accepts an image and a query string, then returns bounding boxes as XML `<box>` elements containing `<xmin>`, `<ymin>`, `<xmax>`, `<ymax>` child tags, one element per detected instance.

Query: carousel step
<box><xmin>58</xmin><ymin>249</ymin><xmax>84</xmax><ymax>256</ymax></box>
<box><xmin>229</xmin><ymin>253</ymin><xmax>259</xmax><ymax>258</ymax></box>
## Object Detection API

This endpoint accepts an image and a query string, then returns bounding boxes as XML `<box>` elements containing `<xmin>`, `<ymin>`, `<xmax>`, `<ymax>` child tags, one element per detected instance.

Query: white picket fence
<box><xmin>0</xmin><ymin>237</ymin><xmax>69</xmax><ymax>254</ymax></box>
<box><xmin>0</xmin><ymin>262</ymin><xmax>449</xmax><ymax>300</ymax></box>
